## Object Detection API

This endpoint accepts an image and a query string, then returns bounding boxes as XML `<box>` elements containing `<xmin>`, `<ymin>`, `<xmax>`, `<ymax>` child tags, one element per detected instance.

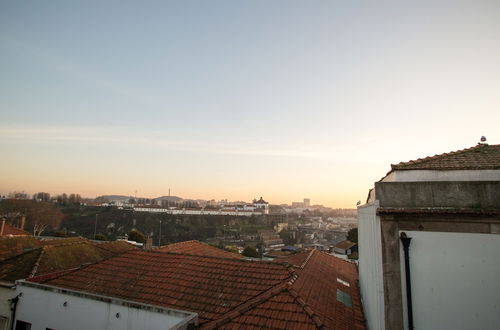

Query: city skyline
<box><xmin>2</xmin><ymin>1</ymin><xmax>500</xmax><ymax>208</ymax></box>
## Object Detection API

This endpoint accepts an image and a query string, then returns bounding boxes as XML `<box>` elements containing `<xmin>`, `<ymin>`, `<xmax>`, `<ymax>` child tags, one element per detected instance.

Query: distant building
<box><xmin>334</xmin><ymin>240</ymin><xmax>358</xmax><ymax>255</ymax></box>
<box><xmin>358</xmin><ymin>143</ymin><xmax>500</xmax><ymax>330</ymax></box>
<box><xmin>253</xmin><ymin>196</ymin><xmax>269</xmax><ymax>214</ymax></box>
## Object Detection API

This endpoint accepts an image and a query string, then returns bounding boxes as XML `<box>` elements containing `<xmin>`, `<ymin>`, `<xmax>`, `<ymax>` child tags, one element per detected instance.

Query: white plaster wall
<box><xmin>15</xmin><ymin>285</ymin><xmax>195</xmax><ymax>330</ymax></box>
<box><xmin>357</xmin><ymin>201</ymin><xmax>385</xmax><ymax>330</ymax></box>
<box><xmin>0</xmin><ymin>287</ymin><xmax>16</xmax><ymax>330</ymax></box>
<box><xmin>399</xmin><ymin>231</ymin><xmax>500</xmax><ymax>330</ymax></box>
<box><xmin>382</xmin><ymin>169</ymin><xmax>500</xmax><ymax>182</ymax></box>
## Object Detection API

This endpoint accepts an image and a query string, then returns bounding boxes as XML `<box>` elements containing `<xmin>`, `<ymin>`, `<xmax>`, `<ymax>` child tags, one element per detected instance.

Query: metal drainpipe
<box><xmin>400</xmin><ymin>232</ymin><xmax>414</xmax><ymax>330</ymax></box>
<box><xmin>9</xmin><ymin>294</ymin><xmax>20</xmax><ymax>330</ymax></box>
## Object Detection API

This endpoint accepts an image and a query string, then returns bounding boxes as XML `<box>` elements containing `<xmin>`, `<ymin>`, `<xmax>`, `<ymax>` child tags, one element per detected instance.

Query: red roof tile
<box><xmin>0</xmin><ymin>222</ymin><xmax>30</xmax><ymax>236</ymax></box>
<box><xmin>29</xmin><ymin>250</ymin><xmax>291</xmax><ymax>325</ymax></box>
<box><xmin>391</xmin><ymin>144</ymin><xmax>500</xmax><ymax>171</ymax></box>
<box><xmin>273</xmin><ymin>250</ymin><xmax>313</xmax><ymax>268</ymax></box>
<box><xmin>28</xmin><ymin>243</ymin><xmax>366</xmax><ymax>329</ymax></box>
<box><xmin>157</xmin><ymin>240</ymin><xmax>243</xmax><ymax>259</ymax></box>
<box><xmin>292</xmin><ymin>250</ymin><xmax>365</xmax><ymax>329</ymax></box>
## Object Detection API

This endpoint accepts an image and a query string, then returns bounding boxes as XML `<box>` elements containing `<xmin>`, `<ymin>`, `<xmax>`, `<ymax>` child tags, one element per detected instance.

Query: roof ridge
<box><xmin>0</xmin><ymin>246</ymin><xmax>42</xmax><ymax>264</ymax></box>
<box><xmin>29</xmin><ymin>246</ymin><xmax>47</xmax><ymax>278</ymax></box>
<box><xmin>202</xmin><ymin>280</ymin><xmax>292</xmax><ymax>329</ymax></box>
<box><xmin>298</xmin><ymin>249</ymin><xmax>315</xmax><ymax>269</ymax></box>
<box><xmin>145</xmin><ymin>249</ymin><xmax>276</xmax><ymax>264</ymax></box>
<box><xmin>288</xmin><ymin>288</ymin><xmax>326</xmax><ymax>329</ymax></box>
<box><xmin>391</xmin><ymin>144</ymin><xmax>482</xmax><ymax>169</ymax></box>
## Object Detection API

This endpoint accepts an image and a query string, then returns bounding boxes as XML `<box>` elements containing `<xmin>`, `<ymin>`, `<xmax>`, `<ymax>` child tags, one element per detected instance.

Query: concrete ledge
<box><xmin>375</xmin><ymin>181</ymin><xmax>500</xmax><ymax>208</ymax></box>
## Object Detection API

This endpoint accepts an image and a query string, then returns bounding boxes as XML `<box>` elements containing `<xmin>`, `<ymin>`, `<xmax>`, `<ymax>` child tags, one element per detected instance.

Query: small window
<box><xmin>336</xmin><ymin>289</ymin><xmax>352</xmax><ymax>307</ymax></box>
<box><xmin>337</xmin><ymin>278</ymin><xmax>350</xmax><ymax>287</ymax></box>
<box><xmin>15</xmin><ymin>320</ymin><xmax>31</xmax><ymax>330</ymax></box>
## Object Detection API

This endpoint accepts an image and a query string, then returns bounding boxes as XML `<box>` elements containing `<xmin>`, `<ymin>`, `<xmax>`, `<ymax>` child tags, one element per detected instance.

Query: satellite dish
<box><xmin>480</xmin><ymin>136</ymin><xmax>487</xmax><ymax>143</ymax></box>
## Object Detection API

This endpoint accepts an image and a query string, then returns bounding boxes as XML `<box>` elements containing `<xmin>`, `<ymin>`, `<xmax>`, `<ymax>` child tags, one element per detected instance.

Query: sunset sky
<box><xmin>1</xmin><ymin>1</ymin><xmax>500</xmax><ymax>207</ymax></box>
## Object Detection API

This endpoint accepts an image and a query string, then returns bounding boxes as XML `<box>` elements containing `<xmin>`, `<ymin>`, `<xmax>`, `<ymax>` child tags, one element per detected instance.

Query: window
<box><xmin>15</xmin><ymin>321</ymin><xmax>31</xmax><ymax>330</ymax></box>
<box><xmin>336</xmin><ymin>289</ymin><xmax>352</xmax><ymax>307</ymax></box>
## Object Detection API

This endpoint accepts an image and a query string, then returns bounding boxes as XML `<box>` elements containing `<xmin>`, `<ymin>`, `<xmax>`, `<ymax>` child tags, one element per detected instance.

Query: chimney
<box><xmin>144</xmin><ymin>236</ymin><xmax>153</xmax><ymax>250</ymax></box>
<box><xmin>20</xmin><ymin>215</ymin><xmax>26</xmax><ymax>230</ymax></box>
<box><xmin>0</xmin><ymin>218</ymin><xmax>5</xmax><ymax>236</ymax></box>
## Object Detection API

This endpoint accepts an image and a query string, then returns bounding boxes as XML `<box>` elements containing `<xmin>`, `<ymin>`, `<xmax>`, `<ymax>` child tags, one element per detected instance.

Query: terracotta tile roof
<box><xmin>157</xmin><ymin>240</ymin><xmax>243</xmax><ymax>259</ymax></box>
<box><xmin>28</xmin><ymin>245</ymin><xmax>366</xmax><ymax>329</ymax></box>
<box><xmin>391</xmin><ymin>144</ymin><xmax>500</xmax><ymax>171</ymax></box>
<box><xmin>213</xmin><ymin>290</ymin><xmax>318</xmax><ymax>330</ymax></box>
<box><xmin>0</xmin><ymin>241</ymin><xmax>134</xmax><ymax>284</ymax></box>
<box><xmin>292</xmin><ymin>250</ymin><xmax>365</xmax><ymax>329</ymax></box>
<box><xmin>91</xmin><ymin>240</ymin><xmax>138</xmax><ymax>254</ymax></box>
<box><xmin>0</xmin><ymin>236</ymin><xmax>41</xmax><ymax>261</ymax></box>
<box><xmin>40</xmin><ymin>237</ymin><xmax>89</xmax><ymax>246</ymax></box>
<box><xmin>0</xmin><ymin>222</ymin><xmax>30</xmax><ymax>236</ymax></box>
<box><xmin>29</xmin><ymin>250</ymin><xmax>291</xmax><ymax>325</ymax></box>
<box><xmin>273</xmin><ymin>250</ymin><xmax>313</xmax><ymax>268</ymax></box>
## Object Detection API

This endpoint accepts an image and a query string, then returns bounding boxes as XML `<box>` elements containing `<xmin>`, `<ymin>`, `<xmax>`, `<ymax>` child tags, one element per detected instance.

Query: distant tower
<box><xmin>304</xmin><ymin>198</ymin><xmax>311</xmax><ymax>207</ymax></box>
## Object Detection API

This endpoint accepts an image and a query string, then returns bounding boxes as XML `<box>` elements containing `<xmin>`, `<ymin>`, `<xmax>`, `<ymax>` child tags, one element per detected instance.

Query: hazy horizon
<box><xmin>2</xmin><ymin>1</ymin><xmax>500</xmax><ymax>208</ymax></box>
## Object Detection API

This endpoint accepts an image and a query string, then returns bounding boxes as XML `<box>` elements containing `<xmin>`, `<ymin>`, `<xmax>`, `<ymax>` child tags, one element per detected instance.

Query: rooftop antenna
<box><xmin>168</xmin><ymin>187</ymin><xmax>170</xmax><ymax>198</ymax></box>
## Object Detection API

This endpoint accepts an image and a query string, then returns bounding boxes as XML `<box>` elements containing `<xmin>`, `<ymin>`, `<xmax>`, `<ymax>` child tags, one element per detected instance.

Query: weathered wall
<box><xmin>14</xmin><ymin>283</ymin><xmax>196</xmax><ymax>330</ymax></box>
<box><xmin>375</xmin><ymin>181</ymin><xmax>500</xmax><ymax>208</ymax></box>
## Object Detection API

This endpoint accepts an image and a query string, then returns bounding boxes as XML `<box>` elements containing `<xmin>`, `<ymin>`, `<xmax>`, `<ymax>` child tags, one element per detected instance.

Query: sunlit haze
<box><xmin>1</xmin><ymin>1</ymin><xmax>500</xmax><ymax>207</ymax></box>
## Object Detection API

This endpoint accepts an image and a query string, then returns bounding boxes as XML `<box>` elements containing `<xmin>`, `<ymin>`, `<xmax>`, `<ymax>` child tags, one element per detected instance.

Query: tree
<box><xmin>94</xmin><ymin>233</ymin><xmax>108</xmax><ymax>241</ymax></box>
<box><xmin>242</xmin><ymin>246</ymin><xmax>259</xmax><ymax>258</ymax></box>
<box><xmin>0</xmin><ymin>199</ymin><xmax>64</xmax><ymax>236</ymax></box>
<box><xmin>33</xmin><ymin>192</ymin><xmax>51</xmax><ymax>202</ymax></box>
<box><xmin>347</xmin><ymin>227</ymin><xmax>358</xmax><ymax>243</ymax></box>
<box><xmin>128</xmin><ymin>229</ymin><xmax>146</xmax><ymax>243</ymax></box>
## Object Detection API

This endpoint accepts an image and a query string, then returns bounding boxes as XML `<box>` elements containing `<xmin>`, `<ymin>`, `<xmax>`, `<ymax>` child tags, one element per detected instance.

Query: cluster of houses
<box><xmin>1</xmin><ymin>142</ymin><xmax>499</xmax><ymax>329</ymax></box>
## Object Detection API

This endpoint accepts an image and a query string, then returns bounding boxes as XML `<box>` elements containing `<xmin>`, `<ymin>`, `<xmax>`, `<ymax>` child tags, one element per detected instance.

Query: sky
<box><xmin>1</xmin><ymin>1</ymin><xmax>500</xmax><ymax>207</ymax></box>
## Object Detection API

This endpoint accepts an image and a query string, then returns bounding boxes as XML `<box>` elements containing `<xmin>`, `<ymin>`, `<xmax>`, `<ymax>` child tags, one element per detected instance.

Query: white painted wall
<box><xmin>357</xmin><ymin>201</ymin><xmax>385</xmax><ymax>330</ymax></box>
<box><xmin>382</xmin><ymin>169</ymin><xmax>500</xmax><ymax>182</ymax></box>
<box><xmin>0</xmin><ymin>286</ymin><xmax>15</xmax><ymax>330</ymax></box>
<box><xmin>399</xmin><ymin>231</ymin><xmax>500</xmax><ymax>330</ymax></box>
<box><xmin>15</xmin><ymin>283</ymin><xmax>197</xmax><ymax>330</ymax></box>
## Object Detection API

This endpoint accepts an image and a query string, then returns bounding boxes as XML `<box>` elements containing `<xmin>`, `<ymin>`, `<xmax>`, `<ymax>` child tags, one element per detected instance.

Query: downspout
<box><xmin>9</xmin><ymin>294</ymin><xmax>20</xmax><ymax>330</ymax></box>
<box><xmin>400</xmin><ymin>232</ymin><xmax>414</xmax><ymax>330</ymax></box>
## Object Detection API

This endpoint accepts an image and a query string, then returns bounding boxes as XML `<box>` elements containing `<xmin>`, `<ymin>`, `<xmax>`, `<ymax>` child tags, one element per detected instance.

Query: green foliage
<box><xmin>347</xmin><ymin>227</ymin><xmax>358</xmax><ymax>243</ymax></box>
<box><xmin>348</xmin><ymin>251</ymin><xmax>359</xmax><ymax>260</ymax></box>
<box><xmin>242</xmin><ymin>246</ymin><xmax>259</xmax><ymax>258</ymax></box>
<box><xmin>128</xmin><ymin>229</ymin><xmax>146</xmax><ymax>243</ymax></box>
<box><xmin>94</xmin><ymin>233</ymin><xmax>108</xmax><ymax>241</ymax></box>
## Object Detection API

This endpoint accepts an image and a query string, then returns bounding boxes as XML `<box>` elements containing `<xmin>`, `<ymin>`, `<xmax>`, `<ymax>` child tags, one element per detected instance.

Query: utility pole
<box><xmin>158</xmin><ymin>220</ymin><xmax>162</xmax><ymax>246</ymax></box>
<box><xmin>93</xmin><ymin>214</ymin><xmax>98</xmax><ymax>239</ymax></box>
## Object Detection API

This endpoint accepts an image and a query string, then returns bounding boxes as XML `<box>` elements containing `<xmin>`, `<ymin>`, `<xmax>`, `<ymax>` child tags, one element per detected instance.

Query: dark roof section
<box><xmin>391</xmin><ymin>144</ymin><xmax>500</xmax><ymax>171</ymax></box>
<box><xmin>157</xmin><ymin>240</ymin><xmax>243</xmax><ymax>259</ymax></box>
<box><xmin>0</xmin><ymin>236</ymin><xmax>41</xmax><ymax>261</ymax></box>
<box><xmin>0</xmin><ymin>240</ymin><xmax>136</xmax><ymax>284</ymax></box>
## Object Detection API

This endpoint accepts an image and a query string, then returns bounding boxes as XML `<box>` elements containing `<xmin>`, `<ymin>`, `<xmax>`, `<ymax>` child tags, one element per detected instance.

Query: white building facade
<box><xmin>13</xmin><ymin>281</ymin><xmax>197</xmax><ymax>330</ymax></box>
